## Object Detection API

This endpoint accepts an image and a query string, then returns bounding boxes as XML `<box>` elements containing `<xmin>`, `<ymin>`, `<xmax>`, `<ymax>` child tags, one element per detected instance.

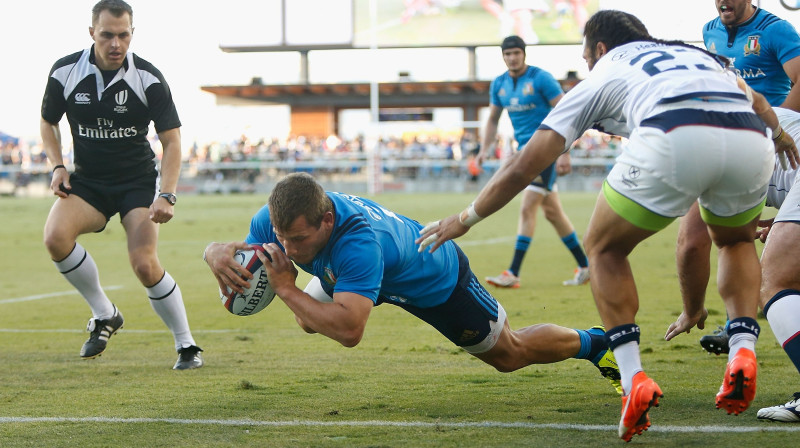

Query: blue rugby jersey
<box><xmin>703</xmin><ymin>7</ymin><xmax>800</xmax><ymax>106</ymax></box>
<box><xmin>246</xmin><ymin>192</ymin><xmax>459</xmax><ymax>308</ymax></box>
<box><xmin>489</xmin><ymin>65</ymin><xmax>564</xmax><ymax>146</ymax></box>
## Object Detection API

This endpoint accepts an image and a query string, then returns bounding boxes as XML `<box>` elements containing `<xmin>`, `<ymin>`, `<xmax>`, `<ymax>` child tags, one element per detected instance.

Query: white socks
<box><xmin>613</xmin><ymin>341</ymin><xmax>643</xmax><ymax>395</ymax></box>
<box><xmin>147</xmin><ymin>271</ymin><xmax>196</xmax><ymax>351</ymax></box>
<box><xmin>54</xmin><ymin>243</ymin><xmax>115</xmax><ymax>319</ymax></box>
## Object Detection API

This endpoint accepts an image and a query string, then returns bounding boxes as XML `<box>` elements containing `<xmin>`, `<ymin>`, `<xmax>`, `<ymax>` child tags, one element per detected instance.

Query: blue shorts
<box><xmin>380</xmin><ymin>246</ymin><xmax>501</xmax><ymax>348</ymax></box>
<box><xmin>60</xmin><ymin>172</ymin><xmax>158</xmax><ymax>229</ymax></box>
<box><xmin>529</xmin><ymin>160</ymin><xmax>558</xmax><ymax>192</ymax></box>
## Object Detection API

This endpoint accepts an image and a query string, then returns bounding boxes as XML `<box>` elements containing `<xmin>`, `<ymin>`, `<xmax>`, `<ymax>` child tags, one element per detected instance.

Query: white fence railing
<box><xmin>0</xmin><ymin>156</ymin><xmax>616</xmax><ymax>197</ymax></box>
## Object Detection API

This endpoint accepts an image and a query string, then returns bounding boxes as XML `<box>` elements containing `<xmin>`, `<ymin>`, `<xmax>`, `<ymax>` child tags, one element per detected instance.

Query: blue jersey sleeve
<box><xmin>489</xmin><ymin>76</ymin><xmax>503</xmax><ymax>108</ymax></box>
<box><xmin>537</xmin><ymin>69</ymin><xmax>564</xmax><ymax>104</ymax></box>
<box><xmin>771</xmin><ymin>20</ymin><xmax>800</xmax><ymax>65</ymax></box>
<box><xmin>328</xmin><ymin>235</ymin><xmax>383</xmax><ymax>303</ymax></box>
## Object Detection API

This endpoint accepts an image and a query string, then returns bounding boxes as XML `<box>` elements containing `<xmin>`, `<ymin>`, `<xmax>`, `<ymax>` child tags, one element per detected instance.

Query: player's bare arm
<box><xmin>755</xmin><ymin>217</ymin><xmax>776</xmax><ymax>243</ymax></box>
<box><xmin>738</xmin><ymin>77</ymin><xmax>800</xmax><ymax>168</ymax></box>
<box><xmin>259</xmin><ymin>242</ymin><xmax>372</xmax><ymax>347</ymax></box>
<box><xmin>150</xmin><ymin>127</ymin><xmax>181</xmax><ymax>223</ymax></box>
<box><xmin>417</xmin><ymin>129</ymin><xmax>566</xmax><ymax>253</ymax></box>
<box><xmin>477</xmin><ymin>104</ymin><xmax>503</xmax><ymax>165</ymax></box>
<box><xmin>40</xmin><ymin>118</ymin><xmax>70</xmax><ymax>197</ymax></box>
<box><xmin>780</xmin><ymin>55</ymin><xmax>800</xmax><ymax>112</ymax></box>
<box><xmin>664</xmin><ymin>306</ymin><xmax>709</xmax><ymax>341</ymax></box>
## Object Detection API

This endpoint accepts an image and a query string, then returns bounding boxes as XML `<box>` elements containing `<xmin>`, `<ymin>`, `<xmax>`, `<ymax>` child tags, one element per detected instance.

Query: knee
<box><xmin>542</xmin><ymin>207</ymin><xmax>561</xmax><ymax>223</ymax></box>
<box><xmin>487</xmin><ymin>356</ymin><xmax>521</xmax><ymax>373</ymax></box>
<box><xmin>519</xmin><ymin>206</ymin><xmax>537</xmax><ymax>222</ymax></box>
<box><xmin>131</xmin><ymin>257</ymin><xmax>162</xmax><ymax>285</ymax></box>
<box><xmin>676</xmin><ymin>238</ymin><xmax>710</xmax><ymax>259</ymax></box>
<box><xmin>43</xmin><ymin>228</ymin><xmax>72</xmax><ymax>260</ymax></box>
<box><xmin>677</xmin><ymin>225</ymin><xmax>712</xmax><ymax>255</ymax></box>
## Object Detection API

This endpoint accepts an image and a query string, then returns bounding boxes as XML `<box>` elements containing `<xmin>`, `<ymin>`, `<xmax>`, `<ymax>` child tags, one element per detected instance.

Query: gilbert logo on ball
<box><xmin>220</xmin><ymin>244</ymin><xmax>276</xmax><ymax>316</ymax></box>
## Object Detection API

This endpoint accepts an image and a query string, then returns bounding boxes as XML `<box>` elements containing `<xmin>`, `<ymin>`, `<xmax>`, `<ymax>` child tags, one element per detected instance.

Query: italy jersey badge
<box><xmin>744</xmin><ymin>35</ymin><xmax>761</xmax><ymax>56</ymax></box>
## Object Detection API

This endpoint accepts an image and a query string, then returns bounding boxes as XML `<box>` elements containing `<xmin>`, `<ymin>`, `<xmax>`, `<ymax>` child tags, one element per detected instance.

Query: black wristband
<box><xmin>52</xmin><ymin>164</ymin><xmax>66</xmax><ymax>173</ymax></box>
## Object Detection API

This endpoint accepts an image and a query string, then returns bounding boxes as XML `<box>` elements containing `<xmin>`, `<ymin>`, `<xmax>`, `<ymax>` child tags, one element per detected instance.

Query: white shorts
<box><xmin>774</xmin><ymin>167</ymin><xmax>800</xmax><ymax>223</ymax></box>
<box><xmin>606</xmin><ymin>122</ymin><xmax>772</xmax><ymax>230</ymax></box>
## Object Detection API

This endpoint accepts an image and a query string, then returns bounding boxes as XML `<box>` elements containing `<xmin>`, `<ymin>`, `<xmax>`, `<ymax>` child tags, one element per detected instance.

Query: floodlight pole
<box><xmin>367</xmin><ymin>0</ymin><xmax>383</xmax><ymax>195</ymax></box>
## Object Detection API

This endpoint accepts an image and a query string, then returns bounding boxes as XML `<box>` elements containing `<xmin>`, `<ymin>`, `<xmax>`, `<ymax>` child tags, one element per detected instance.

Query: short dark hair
<box><xmin>268</xmin><ymin>173</ymin><xmax>332</xmax><ymax>232</ymax></box>
<box><xmin>92</xmin><ymin>0</ymin><xmax>133</xmax><ymax>26</ymax></box>
<box><xmin>501</xmin><ymin>35</ymin><xmax>526</xmax><ymax>53</ymax></box>
<box><xmin>583</xmin><ymin>10</ymin><xmax>650</xmax><ymax>53</ymax></box>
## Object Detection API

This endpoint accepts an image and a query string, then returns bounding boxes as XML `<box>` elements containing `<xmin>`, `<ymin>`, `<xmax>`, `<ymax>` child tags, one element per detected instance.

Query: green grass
<box><xmin>0</xmin><ymin>192</ymin><xmax>796</xmax><ymax>447</ymax></box>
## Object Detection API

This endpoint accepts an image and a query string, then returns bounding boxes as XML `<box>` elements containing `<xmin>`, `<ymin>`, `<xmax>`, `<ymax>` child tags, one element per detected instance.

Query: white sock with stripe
<box><xmin>54</xmin><ymin>243</ymin><xmax>115</xmax><ymax>320</ymax></box>
<box><xmin>147</xmin><ymin>271</ymin><xmax>196</xmax><ymax>351</ymax></box>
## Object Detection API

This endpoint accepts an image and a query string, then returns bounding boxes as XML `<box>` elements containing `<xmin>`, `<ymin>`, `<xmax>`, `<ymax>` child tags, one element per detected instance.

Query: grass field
<box><xmin>0</xmin><ymin>191</ymin><xmax>797</xmax><ymax>447</ymax></box>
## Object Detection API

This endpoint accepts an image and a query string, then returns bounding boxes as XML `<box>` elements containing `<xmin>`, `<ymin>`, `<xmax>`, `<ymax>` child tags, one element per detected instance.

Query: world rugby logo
<box><xmin>115</xmin><ymin>90</ymin><xmax>128</xmax><ymax>105</ymax></box>
<box><xmin>114</xmin><ymin>90</ymin><xmax>128</xmax><ymax>113</ymax></box>
<box><xmin>74</xmin><ymin>92</ymin><xmax>90</xmax><ymax>104</ymax></box>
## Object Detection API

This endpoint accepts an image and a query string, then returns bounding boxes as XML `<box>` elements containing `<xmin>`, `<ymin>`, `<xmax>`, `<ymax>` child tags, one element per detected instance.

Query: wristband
<box><xmin>458</xmin><ymin>203</ymin><xmax>484</xmax><ymax>227</ymax></box>
<box><xmin>52</xmin><ymin>164</ymin><xmax>66</xmax><ymax>173</ymax></box>
<box><xmin>772</xmin><ymin>127</ymin><xmax>784</xmax><ymax>141</ymax></box>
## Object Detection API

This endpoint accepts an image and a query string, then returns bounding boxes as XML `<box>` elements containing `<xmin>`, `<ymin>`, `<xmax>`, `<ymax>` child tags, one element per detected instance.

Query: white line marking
<box><xmin>0</xmin><ymin>286</ymin><xmax>123</xmax><ymax>304</ymax></box>
<box><xmin>457</xmin><ymin>237</ymin><xmax>514</xmax><ymax>247</ymax></box>
<box><xmin>0</xmin><ymin>416</ymin><xmax>797</xmax><ymax>432</ymax></box>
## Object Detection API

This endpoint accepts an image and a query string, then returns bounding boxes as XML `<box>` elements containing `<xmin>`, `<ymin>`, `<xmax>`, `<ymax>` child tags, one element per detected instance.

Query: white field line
<box><xmin>0</xmin><ymin>416</ymin><xmax>798</xmax><ymax>433</ymax></box>
<box><xmin>0</xmin><ymin>285</ymin><xmax>123</xmax><ymax>304</ymax></box>
<box><xmin>455</xmin><ymin>236</ymin><xmax>515</xmax><ymax>247</ymax></box>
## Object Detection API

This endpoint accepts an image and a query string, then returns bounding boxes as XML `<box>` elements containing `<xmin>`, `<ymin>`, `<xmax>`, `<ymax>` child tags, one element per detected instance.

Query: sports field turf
<box><xmin>0</xmin><ymin>191</ymin><xmax>797</xmax><ymax>446</ymax></box>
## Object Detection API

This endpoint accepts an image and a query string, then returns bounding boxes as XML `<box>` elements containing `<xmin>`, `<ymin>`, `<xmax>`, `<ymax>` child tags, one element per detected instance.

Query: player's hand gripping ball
<box><xmin>220</xmin><ymin>244</ymin><xmax>276</xmax><ymax>316</ymax></box>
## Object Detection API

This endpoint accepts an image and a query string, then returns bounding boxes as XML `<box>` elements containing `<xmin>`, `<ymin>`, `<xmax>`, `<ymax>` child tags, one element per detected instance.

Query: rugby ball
<box><xmin>220</xmin><ymin>245</ymin><xmax>276</xmax><ymax>316</ymax></box>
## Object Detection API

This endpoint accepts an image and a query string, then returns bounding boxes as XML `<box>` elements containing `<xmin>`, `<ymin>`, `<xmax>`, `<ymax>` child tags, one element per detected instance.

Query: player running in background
<box><xmin>677</xmin><ymin>0</ymin><xmax>800</xmax><ymax>356</ymax></box>
<box><xmin>478</xmin><ymin>35</ymin><xmax>590</xmax><ymax>289</ymax></box>
<box><xmin>204</xmin><ymin>172</ymin><xmax>621</xmax><ymax>393</ymax></box>
<box><xmin>417</xmin><ymin>10</ymin><xmax>799</xmax><ymax>441</ymax></box>
<box><xmin>40</xmin><ymin>0</ymin><xmax>203</xmax><ymax>369</ymax></box>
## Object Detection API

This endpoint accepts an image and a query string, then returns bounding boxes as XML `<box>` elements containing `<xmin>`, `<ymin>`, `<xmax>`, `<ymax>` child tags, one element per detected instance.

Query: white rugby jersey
<box><xmin>767</xmin><ymin>108</ymin><xmax>800</xmax><ymax>209</ymax></box>
<box><xmin>541</xmin><ymin>41</ymin><xmax>756</xmax><ymax>151</ymax></box>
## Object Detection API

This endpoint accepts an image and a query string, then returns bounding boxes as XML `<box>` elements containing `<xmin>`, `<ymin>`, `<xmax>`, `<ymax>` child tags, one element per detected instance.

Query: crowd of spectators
<box><xmin>0</xmin><ymin>129</ymin><xmax>622</xmax><ymax>195</ymax></box>
<box><xmin>182</xmin><ymin>129</ymin><xmax>621</xmax><ymax>165</ymax></box>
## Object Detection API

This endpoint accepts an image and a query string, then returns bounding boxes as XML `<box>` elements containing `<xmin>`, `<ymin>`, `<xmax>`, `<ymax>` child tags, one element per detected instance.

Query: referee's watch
<box><xmin>159</xmin><ymin>192</ymin><xmax>177</xmax><ymax>205</ymax></box>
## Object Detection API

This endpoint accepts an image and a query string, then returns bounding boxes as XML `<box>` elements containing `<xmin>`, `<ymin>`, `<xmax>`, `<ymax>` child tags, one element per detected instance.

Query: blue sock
<box><xmin>561</xmin><ymin>232</ymin><xmax>588</xmax><ymax>268</ymax></box>
<box><xmin>575</xmin><ymin>327</ymin><xmax>606</xmax><ymax>362</ymax></box>
<box><xmin>509</xmin><ymin>235</ymin><xmax>531</xmax><ymax>276</ymax></box>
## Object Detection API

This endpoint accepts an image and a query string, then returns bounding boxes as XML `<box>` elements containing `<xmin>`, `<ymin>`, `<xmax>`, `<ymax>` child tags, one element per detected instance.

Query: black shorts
<box><xmin>60</xmin><ymin>172</ymin><xmax>158</xmax><ymax>229</ymax></box>
<box><xmin>381</xmin><ymin>246</ymin><xmax>500</xmax><ymax>348</ymax></box>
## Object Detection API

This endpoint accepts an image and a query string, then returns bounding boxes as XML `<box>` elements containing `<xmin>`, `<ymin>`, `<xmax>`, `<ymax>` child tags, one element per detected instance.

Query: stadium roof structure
<box><xmin>200</xmin><ymin>79</ymin><xmax>490</xmax><ymax>109</ymax></box>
